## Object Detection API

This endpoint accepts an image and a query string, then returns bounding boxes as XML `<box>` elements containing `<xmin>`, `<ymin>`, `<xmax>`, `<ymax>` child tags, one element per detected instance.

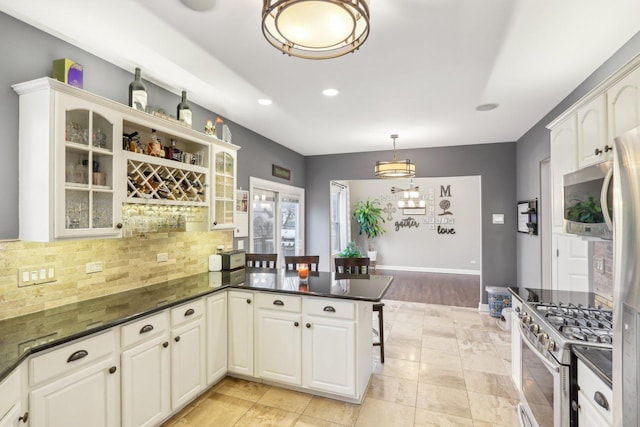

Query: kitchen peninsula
<box><xmin>0</xmin><ymin>269</ymin><xmax>391</xmax><ymax>427</ymax></box>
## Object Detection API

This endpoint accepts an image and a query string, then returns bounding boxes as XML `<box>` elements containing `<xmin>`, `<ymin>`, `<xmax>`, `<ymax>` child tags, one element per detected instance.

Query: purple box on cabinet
<box><xmin>53</xmin><ymin>58</ymin><xmax>83</xmax><ymax>89</ymax></box>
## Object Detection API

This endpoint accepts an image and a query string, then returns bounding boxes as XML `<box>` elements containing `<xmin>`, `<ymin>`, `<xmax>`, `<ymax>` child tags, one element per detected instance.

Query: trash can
<box><xmin>486</xmin><ymin>286</ymin><xmax>512</xmax><ymax>318</ymax></box>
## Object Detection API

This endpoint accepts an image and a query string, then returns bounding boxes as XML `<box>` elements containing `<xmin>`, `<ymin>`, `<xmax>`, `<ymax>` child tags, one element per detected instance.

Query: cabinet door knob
<box><xmin>604</xmin><ymin>145</ymin><xmax>613</xmax><ymax>152</ymax></box>
<box><xmin>594</xmin><ymin>148</ymin><xmax>603</xmax><ymax>155</ymax></box>
<box><xmin>294</xmin><ymin>321</ymin><xmax>299</xmax><ymax>327</ymax></box>
<box><xmin>18</xmin><ymin>412</ymin><xmax>28</xmax><ymax>423</ymax></box>
<box><xmin>163</xmin><ymin>342</ymin><xmax>169</xmax><ymax>348</ymax></box>
<box><xmin>175</xmin><ymin>336</ymin><xmax>181</xmax><ymax>342</ymax></box>
<box><xmin>67</xmin><ymin>350</ymin><xmax>88</xmax><ymax>363</ymax></box>
<box><xmin>109</xmin><ymin>366</ymin><xmax>117</xmax><ymax>374</ymax></box>
<box><xmin>246</xmin><ymin>299</ymin><xmax>252</xmax><ymax>304</ymax></box>
<box><xmin>306</xmin><ymin>323</ymin><xmax>311</xmax><ymax>328</ymax></box>
<box><xmin>116</xmin><ymin>223</ymin><xmax>123</xmax><ymax>229</ymax></box>
<box><xmin>571</xmin><ymin>400</ymin><xmax>580</xmax><ymax>412</ymax></box>
<box><xmin>184</xmin><ymin>308</ymin><xmax>195</xmax><ymax>316</ymax></box>
<box><xmin>139</xmin><ymin>324</ymin><xmax>154</xmax><ymax>334</ymax></box>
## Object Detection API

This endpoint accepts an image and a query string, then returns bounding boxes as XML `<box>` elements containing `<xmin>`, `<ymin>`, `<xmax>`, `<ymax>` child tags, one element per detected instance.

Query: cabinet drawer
<box><xmin>304</xmin><ymin>298</ymin><xmax>355</xmax><ymax>320</ymax></box>
<box><xmin>171</xmin><ymin>299</ymin><xmax>205</xmax><ymax>327</ymax></box>
<box><xmin>121</xmin><ymin>311</ymin><xmax>168</xmax><ymax>348</ymax></box>
<box><xmin>30</xmin><ymin>330</ymin><xmax>116</xmax><ymax>386</ymax></box>
<box><xmin>0</xmin><ymin>368</ymin><xmax>20</xmax><ymax>421</ymax></box>
<box><xmin>256</xmin><ymin>293</ymin><xmax>301</xmax><ymax>312</ymax></box>
<box><xmin>578</xmin><ymin>360</ymin><xmax>613</xmax><ymax>424</ymax></box>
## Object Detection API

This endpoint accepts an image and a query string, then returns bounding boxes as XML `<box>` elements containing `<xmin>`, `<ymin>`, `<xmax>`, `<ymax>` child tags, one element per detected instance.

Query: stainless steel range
<box><xmin>514</xmin><ymin>295</ymin><xmax>613</xmax><ymax>427</ymax></box>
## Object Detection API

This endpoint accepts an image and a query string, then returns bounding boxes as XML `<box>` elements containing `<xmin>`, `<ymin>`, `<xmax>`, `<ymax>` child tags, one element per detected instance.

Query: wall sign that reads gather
<box><xmin>395</xmin><ymin>217</ymin><xmax>420</xmax><ymax>231</ymax></box>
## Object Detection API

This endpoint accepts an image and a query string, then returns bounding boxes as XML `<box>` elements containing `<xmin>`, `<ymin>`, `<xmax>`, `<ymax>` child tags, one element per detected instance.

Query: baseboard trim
<box><xmin>375</xmin><ymin>265</ymin><xmax>481</xmax><ymax>276</ymax></box>
<box><xmin>478</xmin><ymin>303</ymin><xmax>489</xmax><ymax>313</ymax></box>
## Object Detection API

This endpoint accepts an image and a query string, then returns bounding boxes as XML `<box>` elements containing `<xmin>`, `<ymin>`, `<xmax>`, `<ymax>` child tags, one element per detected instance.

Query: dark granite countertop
<box><xmin>0</xmin><ymin>268</ymin><xmax>392</xmax><ymax>382</ymax></box>
<box><xmin>509</xmin><ymin>287</ymin><xmax>606</xmax><ymax>309</ymax></box>
<box><xmin>573</xmin><ymin>345</ymin><xmax>613</xmax><ymax>388</ymax></box>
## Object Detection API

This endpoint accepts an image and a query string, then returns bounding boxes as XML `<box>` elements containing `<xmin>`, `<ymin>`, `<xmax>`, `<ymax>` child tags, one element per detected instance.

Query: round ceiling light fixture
<box><xmin>322</xmin><ymin>88</ymin><xmax>339</xmax><ymax>97</ymax></box>
<box><xmin>258</xmin><ymin>98</ymin><xmax>273</xmax><ymax>106</ymax></box>
<box><xmin>374</xmin><ymin>134</ymin><xmax>416</xmax><ymax>179</ymax></box>
<box><xmin>262</xmin><ymin>0</ymin><xmax>370</xmax><ymax>60</ymax></box>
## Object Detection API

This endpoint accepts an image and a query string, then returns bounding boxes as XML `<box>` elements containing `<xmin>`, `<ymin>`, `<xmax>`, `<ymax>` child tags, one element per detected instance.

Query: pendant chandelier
<box><xmin>391</xmin><ymin>180</ymin><xmax>425</xmax><ymax>208</ymax></box>
<box><xmin>261</xmin><ymin>0</ymin><xmax>370</xmax><ymax>60</ymax></box>
<box><xmin>374</xmin><ymin>134</ymin><xmax>416</xmax><ymax>179</ymax></box>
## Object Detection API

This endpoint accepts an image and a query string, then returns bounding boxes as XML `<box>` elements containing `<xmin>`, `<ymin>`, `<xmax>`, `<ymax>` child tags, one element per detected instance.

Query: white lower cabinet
<box><xmin>206</xmin><ymin>292</ymin><xmax>228</xmax><ymax>385</ymax></box>
<box><xmin>302</xmin><ymin>301</ymin><xmax>356</xmax><ymax>396</ymax></box>
<box><xmin>256</xmin><ymin>294</ymin><xmax>302</xmax><ymax>385</ymax></box>
<box><xmin>170</xmin><ymin>300</ymin><xmax>207</xmax><ymax>410</ymax></box>
<box><xmin>577</xmin><ymin>359</ymin><xmax>612</xmax><ymax>427</ymax></box>
<box><xmin>28</xmin><ymin>331</ymin><xmax>120</xmax><ymax>427</ymax></box>
<box><xmin>228</xmin><ymin>290</ymin><xmax>255</xmax><ymax>376</ymax></box>
<box><xmin>0</xmin><ymin>368</ymin><xmax>27</xmax><ymax>427</ymax></box>
<box><xmin>120</xmin><ymin>312</ymin><xmax>171</xmax><ymax>427</ymax></box>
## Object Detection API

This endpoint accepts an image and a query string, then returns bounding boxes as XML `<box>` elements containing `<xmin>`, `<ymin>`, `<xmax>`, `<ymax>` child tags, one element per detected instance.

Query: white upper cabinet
<box><xmin>608</xmin><ymin>66</ymin><xmax>640</xmax><ymax>143</ymax></box>
<box><xmin>13</xmin><ymin>78</ymin><xmax>239</xmax><ymax>241</ymax></box>
<box><xmin>550</xmin><ymin>115</ymin><xmax>578</xmax><ymax>233</ymax></box>
<box><xmin>577</xmin><ymin>95</ymin><xmax>610</xmax><ymax>168</ymax></box>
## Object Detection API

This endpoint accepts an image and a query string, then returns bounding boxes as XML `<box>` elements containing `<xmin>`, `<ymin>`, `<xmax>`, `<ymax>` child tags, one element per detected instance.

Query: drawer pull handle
<box><xmin>19</xmin><ymin>412</ymin><xmax>28</xmax><ymax>423</ymax></box>
<box><xmin>594</xmin><ymin>391</ymin><xmax>609</xmax><ymax>411</ymax></box>
<box><xmin>109</xmin><ymin>366</ymin><xmax>117</xmax><ymax>374</ymax></box>
<box><xmin>139</xmin><ymin>324</ymin><xmax>154</xmax><ymax>334</ymax></box>
<box><xmin>323</xmin><ymin>306</ymin><xmax>336</xmax><ymax>313</ymax></box>
<box><xmin>273</xmin><ymin>300</ymin><xmax>284</xmax><ymax>306</ymax></box>
<box><xmin>175</xmin><ymin>336</ymin><xmax>181</xmax><ymax>342</ymax></box>
<box><xmin>184</xmin><ymin>308</ymin><xmax>195</xmax><ymax>316</ymax></box>
<box><xmin>67</xmin><ymin>350</ymin><xmax>88</xmax><ymax>363</ymax></box>
<box><xmin>163</xmin><ymin>342</ymin><xmax>169</xmax><ymax>348</ymax></box>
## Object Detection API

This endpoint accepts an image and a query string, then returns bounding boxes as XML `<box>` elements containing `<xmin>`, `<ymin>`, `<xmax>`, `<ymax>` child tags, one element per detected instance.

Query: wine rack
<box><xmin>126</xmin><ymin>157</ymin><xmax>207</xmax><ymax>205</ymax></box>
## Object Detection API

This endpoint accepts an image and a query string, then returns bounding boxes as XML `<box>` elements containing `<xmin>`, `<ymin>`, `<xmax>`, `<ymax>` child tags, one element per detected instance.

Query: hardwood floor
<box><xmin>376</xmin><ymin>270</ymin><xmax>480</xmax><ymax>308</ymax></box>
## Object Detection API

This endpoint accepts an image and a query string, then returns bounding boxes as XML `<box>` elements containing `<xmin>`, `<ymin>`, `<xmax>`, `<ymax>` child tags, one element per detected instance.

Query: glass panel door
<box><xmin>249</xmin><ymin>178</ymin><xmax>305</xmax><ymax>267</ymax></box>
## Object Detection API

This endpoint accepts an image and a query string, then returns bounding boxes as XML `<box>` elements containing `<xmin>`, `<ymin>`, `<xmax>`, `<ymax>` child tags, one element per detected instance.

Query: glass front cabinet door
<box><xmin>55</xmin><ymin>93</ymin><xmax>124</xmax><ymax>239</ymax></box>
<box><xmin>211</xmin><ymin>147</ymin><xmax>236</xmax><ymax>229</ymax></box>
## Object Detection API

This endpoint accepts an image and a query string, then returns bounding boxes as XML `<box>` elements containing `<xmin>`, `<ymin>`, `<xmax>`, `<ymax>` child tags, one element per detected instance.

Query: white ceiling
<box><xmin>2</xmin><ymin>0</ymin><xmax>640</xmax><ymax>155</ymax></box>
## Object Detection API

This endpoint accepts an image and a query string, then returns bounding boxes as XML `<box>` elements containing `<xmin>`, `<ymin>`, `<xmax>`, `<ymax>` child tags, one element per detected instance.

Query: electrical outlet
<box><xmin>18</xmin><ymin>263</ymin><xmax>57</xmax><ymax>286</ymax></box>
<box><xmin>157</xmin><ymin>253</ymin><xmax>169</xmax><ymax>263</ymax></box>
<box><xmin>85</xmin><ymin>262</ymin><xmax>103</xmax><ymax>274</ymax></box>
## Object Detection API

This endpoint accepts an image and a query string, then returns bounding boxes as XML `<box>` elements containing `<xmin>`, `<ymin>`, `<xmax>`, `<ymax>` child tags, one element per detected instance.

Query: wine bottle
<box><xmin>177</xmin><ymin>90</ymin><xmax>192</xmax><ymax>127</ymax></box>
<box><xmin>128</xmin><ymin>68</ymin><xmax>147</xmax><ymax>111</ymax></box>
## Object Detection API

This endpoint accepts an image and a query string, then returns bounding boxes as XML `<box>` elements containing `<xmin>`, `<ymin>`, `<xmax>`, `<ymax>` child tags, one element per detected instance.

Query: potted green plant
<box><xmin>336</xmin><ymin>241</ymin><xmax>363</xmax><ymax>258</ymax></box>
<box><xmin>352</xmin><ymin>198</ymin><xmax>385</xmax><ymax>263</ymax></box>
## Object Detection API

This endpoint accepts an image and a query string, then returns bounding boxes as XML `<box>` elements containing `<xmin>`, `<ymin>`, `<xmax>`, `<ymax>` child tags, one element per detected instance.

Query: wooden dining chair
<box><xmin>245</xmin><ymin>253</ymin><xmax>278</xmax><ymax>268</ymax></box>
<box><xmin>334</xmin><ymin>257</ymin><xmax>384</xmax><ymax>363</ymax></box>
<box><xmin>284</xmin><ymin>255</ymin><xmax>320</xmax><ymax>272</ymax></box>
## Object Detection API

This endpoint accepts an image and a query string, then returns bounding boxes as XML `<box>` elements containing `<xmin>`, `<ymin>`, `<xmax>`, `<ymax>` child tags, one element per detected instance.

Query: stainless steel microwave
<box><xmin>563</xmin><ymin>161</ymin><xmax>613</xmax><ymax>239</ymax></box>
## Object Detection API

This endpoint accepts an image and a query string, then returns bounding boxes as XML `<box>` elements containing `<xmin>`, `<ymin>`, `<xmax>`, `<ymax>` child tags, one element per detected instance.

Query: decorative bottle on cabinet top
<box><xmin>177</xmin><ymin>90</ymin><xmax>192</xmax><ymax>127</ymax></box>
<box><xmin>128</xmin><ymin>67</ymin><xmax>147</xmax><ymax>111</ymax></box>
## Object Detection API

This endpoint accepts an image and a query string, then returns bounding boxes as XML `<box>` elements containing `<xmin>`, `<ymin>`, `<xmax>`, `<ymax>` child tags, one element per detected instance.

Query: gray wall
<box><xmin>0</xmin><ymin>12</ymin><xmax>304</xmax><ymax>241</ymax></box>
<box><xmin>515</xmin><ymin>31</ymin><xmax>640</xmax><ymax>288</ymax></box>
<box><xmin>306</xmin><ymin>142</ymin><xmax>517</xmax><ymax>302</ymax></box>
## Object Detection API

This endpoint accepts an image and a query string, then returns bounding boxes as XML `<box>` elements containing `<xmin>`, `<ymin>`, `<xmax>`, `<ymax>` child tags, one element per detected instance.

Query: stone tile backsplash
<box><xmin>0</xmin><ymin>231</ymin><xmax>232</xmax><ymax>320</ymax></box>
<box><xmin>593</xmin><ymin>240</ymin><xmax>613</xmax><ymax>309</ymax></box>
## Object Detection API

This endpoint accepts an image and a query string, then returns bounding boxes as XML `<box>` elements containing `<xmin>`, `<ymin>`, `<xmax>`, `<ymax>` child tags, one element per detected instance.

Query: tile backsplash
<box><xmin>0</xmin><ymin>231</ymin><xmax>232</xmax><ymax>320</ymax></box>
<box><xmin>593</xmin><ymin>240</ymin><xmax>613</xmax><ymax>309</ymax></box>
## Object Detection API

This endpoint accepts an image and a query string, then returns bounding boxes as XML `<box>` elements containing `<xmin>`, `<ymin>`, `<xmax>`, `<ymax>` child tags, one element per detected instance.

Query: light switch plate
<box><xmin>492</xmin><ymin>214</ymin><xmax>505</xmax><ymax>225</ymax></box>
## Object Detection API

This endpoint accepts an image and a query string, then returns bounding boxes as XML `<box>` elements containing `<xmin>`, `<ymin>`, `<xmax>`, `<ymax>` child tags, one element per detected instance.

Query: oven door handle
<box><xmin>519</xmin><ymin>324</ymin><xmax>560</xmax><ymax>373</ymax></box>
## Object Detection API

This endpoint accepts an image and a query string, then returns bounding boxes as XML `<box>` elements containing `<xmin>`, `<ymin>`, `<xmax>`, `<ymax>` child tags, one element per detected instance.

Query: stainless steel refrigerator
<box><xmin>613</xmin><ymin>125</ymin><xmax>640</xmax><ymax>426</ymax></box>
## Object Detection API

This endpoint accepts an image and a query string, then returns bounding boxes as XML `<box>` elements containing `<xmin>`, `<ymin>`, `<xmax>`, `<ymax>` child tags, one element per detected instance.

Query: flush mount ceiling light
<box><xmin>374</xmin><ymin>134</ymin><xmax>416</xmax><ymax>179</ymax></box>
<box><xmin>322</xmin><ymin>88</ymin><xmax>340</xmax><ymax>97</ymax></box>
<box><xmin>391</xmin><ymin>180</ymin><xmax>425</xmax><ymax>209</ymax></box>
<box><xmin>261</xmin><ymin>0</ymin><xmax>370</xmax><ymax>60</ymax></box>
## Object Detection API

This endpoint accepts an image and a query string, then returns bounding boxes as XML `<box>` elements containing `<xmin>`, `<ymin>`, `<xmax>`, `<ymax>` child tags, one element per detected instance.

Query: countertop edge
<box><xmin>0</xmin><ymin>274</ymin><xmax>391</xmax><ymax>382</ymax></box>
<box><xmin>572</xmin><ymin>345</ymin><xmax>613</xmax><ymax>388</ymax></box>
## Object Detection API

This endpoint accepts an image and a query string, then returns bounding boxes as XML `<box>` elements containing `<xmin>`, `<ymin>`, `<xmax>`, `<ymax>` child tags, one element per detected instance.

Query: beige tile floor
<box><xmin>162</xmin><ymin>300</ymin><xmax>519</xmax><ymax>427</ymax></box>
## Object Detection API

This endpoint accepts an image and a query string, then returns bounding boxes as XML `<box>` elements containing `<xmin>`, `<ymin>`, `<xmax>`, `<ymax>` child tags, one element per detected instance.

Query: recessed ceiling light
<box><xmin>258</xmin><ymin>98</ymin><xmax>273</xmax><ymax>106</ymax></box>
<box><xmin>476</xmin><ymin>103</ymin><xmax>499</xmax><ymax>111</ymax></box>
<box><xmin>322</xmin><ymin>88</ymin><xmax>339</xmax><ymax>97</ymax></box>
